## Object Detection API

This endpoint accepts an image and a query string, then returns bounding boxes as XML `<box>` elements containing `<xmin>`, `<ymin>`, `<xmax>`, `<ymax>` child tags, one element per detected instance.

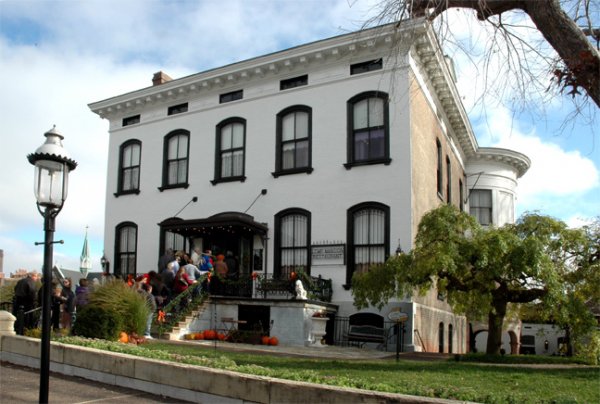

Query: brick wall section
<box><xmin>407</xmin><ymin>71</ymin><xmax>468</xmax><ymax>354</ymax></box>
<box><xmin>413</xmin><ymin>304</ymin><xmax>467</xmax><ymax>353</ymax></box>
<box><xmin>408</xmin><ymin>72</ymin><xmax>464</xmax><ymax>309</ymax></box>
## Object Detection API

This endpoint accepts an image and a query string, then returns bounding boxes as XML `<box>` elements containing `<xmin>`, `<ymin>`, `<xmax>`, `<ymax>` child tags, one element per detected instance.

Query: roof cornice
<box><xmin>471</xmin><ymin>147</ymin><xmax>531</xmax><ymax>178</ymax></box>
<box><xmin>88</xmin><ymin>20</ymin><xmax>427</xmax><ymax>118</ymax></box>
<box><xmin>412</xmin><ymin>23</ymin><xmax>479</xmax><ymax>158</ymax></box>
<box><xmin>87</xmin><ymin>19</ymin><xmax>529</xmax><ymax>180</ymax></box>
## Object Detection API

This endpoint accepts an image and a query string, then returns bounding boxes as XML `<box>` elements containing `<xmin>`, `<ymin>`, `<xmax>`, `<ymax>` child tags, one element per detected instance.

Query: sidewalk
<box><xmin>155</xmin><ymin>337</ymin><xmax>459</xmax><ymax>363</ymax></box>
<box><xmin>164</xmin><ymin>337</ymin><xmax>402</xmax><ymax>359</ymax></box>
<box><xmin>0</xmin><ymin>361</ymin><xmax>191</xmax><ymax>403</ymax></box>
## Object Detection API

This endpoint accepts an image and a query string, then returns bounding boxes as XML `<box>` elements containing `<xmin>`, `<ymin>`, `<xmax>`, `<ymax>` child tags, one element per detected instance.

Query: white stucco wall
<box><xmin>100</xmin><ymin>48</ymin><xmax>415</xmax><ymax>310</ymax></box>
<box><xmin>466</xmin><ymin>155</ymin><xmax>528</xmax><ymax>227</ymax></box>
<box><xmin>91</xmin><ymin>24</ymin><xmax>528</xmax><ymax>354</ymax></box>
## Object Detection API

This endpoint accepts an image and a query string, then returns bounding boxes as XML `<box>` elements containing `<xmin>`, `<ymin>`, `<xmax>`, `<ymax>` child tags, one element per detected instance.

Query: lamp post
<box><xmin>395</xmin><ymin>239</ymin><xmax>403</xmax><ymax>256</ymax></box>
<box><xmin>100</xmin><ymin>253</ymin><xmax>109</xmax><ymax>273</ymax></box>
<box><xmin>28</xmin><ymin>126</ymin><xmax>77</xmax><ymax>403</ymax></box>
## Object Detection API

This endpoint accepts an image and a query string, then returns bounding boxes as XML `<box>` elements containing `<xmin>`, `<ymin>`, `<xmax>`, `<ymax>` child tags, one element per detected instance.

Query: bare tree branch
<box><xmin>370</xmin><ymin>0</ymin><xmax>600</xmax><ymax>117</ymax></box>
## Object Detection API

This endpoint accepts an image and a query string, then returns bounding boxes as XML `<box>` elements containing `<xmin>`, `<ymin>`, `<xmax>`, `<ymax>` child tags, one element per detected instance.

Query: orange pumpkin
<box><xmin>269</xmin><ymin>336</ymin><xmax>279</xmax><ymax>346</ymax></box>
<box><xmin>203</xmin><ymin>329</ymin><xmax>216</xmax><ymax>340</ymax></box>
<box><xmin>195</xmin><ymin>332</ymin><xmax>204</xmax><ymax>340</ymax></box>
<box><xmin>118</xmin><ymin>332</ymin><xmax>129</xmax><ymax>343</ymax></box>
<box><xmin>217</xmin><ymin>332</ymin><xmax>226</xmax><ymax>341</ymax></box>
<box><xmin>261</xmin><ymin>335</ymin><xmax>270</xmax><ymax>345</ymax></box>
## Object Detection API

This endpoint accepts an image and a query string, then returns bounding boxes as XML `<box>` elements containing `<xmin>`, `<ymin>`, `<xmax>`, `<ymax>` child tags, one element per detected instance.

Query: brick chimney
<box><xmin>152</xmin><ymin>71</ymin><xmax>173</xmax><ymax>86</ymax></box>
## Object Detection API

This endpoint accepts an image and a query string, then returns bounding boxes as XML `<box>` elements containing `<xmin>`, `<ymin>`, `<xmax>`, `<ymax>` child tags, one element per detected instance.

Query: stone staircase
<box><xmin>159</xmin><ymin>298</ymin><xmax>211</xmax><ymax>341</ymax></box>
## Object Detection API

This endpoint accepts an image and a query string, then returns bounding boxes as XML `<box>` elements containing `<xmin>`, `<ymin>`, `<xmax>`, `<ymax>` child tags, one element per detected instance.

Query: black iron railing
<box><xmin>154</xmin><ymin>284</ymin><xmax>207</xmax><ymax>336</ymax></box>
<box><xmin>153</xmin><ymin>272</ymin><xmax>334</xmax><ymax>336</ymax></box>
<box><xmin>213</xmin><ymin>273</ymin><xmax>333</xmax><ymax>302</ymax></box>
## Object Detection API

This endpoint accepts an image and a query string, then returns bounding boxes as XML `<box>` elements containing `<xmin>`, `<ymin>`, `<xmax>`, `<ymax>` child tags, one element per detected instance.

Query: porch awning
<box><xmin>158</xmin><ymin>211</ymin><xmax>268</xmax><ymax>237</ymax></box>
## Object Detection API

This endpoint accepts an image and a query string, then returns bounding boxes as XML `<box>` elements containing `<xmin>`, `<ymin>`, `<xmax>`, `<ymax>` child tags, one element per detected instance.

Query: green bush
<box><xmin>75</xmin><ymin>280</ymin><xmax>149</xmax><ymax>338</ymax></box>
<box><xmin>0</xmin><ymin>283</ymin><xmax>16</xmax><ymax>305</ymax></box>
<box><xmin>574</xmin><ymin>331</ymin><xmax>600</xmax><ymax>365</ymax></box>
<box><xmin>73</xmin><ymin>305</ymin><xmax>123</xmax><ymax>340</ymax></box>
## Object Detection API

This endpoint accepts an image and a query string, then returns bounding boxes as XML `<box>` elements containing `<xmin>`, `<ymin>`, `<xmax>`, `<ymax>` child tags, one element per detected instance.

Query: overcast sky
<box><xmin>1</xmin><ymin>0</ymin><xmax>598</xmax><ymax>276</ymax></box>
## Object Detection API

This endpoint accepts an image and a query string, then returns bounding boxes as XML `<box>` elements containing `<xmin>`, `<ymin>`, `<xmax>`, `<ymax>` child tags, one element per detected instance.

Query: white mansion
<box><xmin>89</xmin><ymin>19</ymin><xmax>529</xmax><ymax>352</ymax></box>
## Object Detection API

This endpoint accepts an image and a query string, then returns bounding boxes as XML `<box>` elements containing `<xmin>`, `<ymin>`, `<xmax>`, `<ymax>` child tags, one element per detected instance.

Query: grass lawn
<box><xmin>155</xmin><ymin>344</ymin><xmax>598</xmax><ymax>403</ymax></box>
<box><xmin>60</xmin><ymin>338</ymin><xmax>599</xmax><ymax>404</ymax></box>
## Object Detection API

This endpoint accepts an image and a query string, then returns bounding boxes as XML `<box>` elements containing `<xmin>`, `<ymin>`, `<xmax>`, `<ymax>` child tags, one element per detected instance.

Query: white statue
<box><xmin>295</xmin><ymin>279</ymin><xmax>307</xmax><ymax>300</ymax></box>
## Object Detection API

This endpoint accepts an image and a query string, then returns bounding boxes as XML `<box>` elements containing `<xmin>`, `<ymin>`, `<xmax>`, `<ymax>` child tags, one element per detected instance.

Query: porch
<box><xmin>157</xmin><ymin>278</ymin><xmax>404</xmax><ymax>352</ymax></box>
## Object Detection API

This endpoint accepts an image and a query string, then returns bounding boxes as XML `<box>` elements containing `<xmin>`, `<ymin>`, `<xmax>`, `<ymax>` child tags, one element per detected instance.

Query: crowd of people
<box><xmin>126</xmin><ymin>247</ymin><xmax>238</xmax><ymax>338</ymax></box>
<box><xmin>11</xmin><ymin>247</ymin><xmax>237</xmax><ymax>337</ymax></box>
<box><xmin>155</xmin><ymin>247</ymin><xmax>238</xmax><ymax>297</ymax></box>
<box><xmin>12</xmin><ymin>273</ymin><xmax>92</xmax><ymax>333</ymax></box>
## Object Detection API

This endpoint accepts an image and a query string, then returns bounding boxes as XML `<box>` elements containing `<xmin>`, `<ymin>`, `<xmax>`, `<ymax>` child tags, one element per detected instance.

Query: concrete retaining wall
<box><xmin>0</xmin><ymin>333</ymin><xmax>457</xmax><ymax>403</ymax></box>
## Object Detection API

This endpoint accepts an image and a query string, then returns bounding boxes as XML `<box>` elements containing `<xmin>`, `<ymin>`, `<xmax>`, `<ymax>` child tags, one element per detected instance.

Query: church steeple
<box><xmin>80</xmin><ymin>226</ymin><xmax>92</xmax><ymax>277</ymax></box>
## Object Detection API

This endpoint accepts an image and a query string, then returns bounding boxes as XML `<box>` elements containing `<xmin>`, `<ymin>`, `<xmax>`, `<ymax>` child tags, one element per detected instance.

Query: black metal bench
<box><xmin>348</xmin><ymin>325</ymin><xmax>387</xmax><ymax>347</ymax></box>
<box><xmin>346</xmin><ymin>313</ymin><xmax>387</xmax><ymax>349</ymax></box>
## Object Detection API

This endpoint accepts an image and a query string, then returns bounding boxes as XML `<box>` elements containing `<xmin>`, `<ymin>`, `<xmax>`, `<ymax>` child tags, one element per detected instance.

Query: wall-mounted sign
<box><xmin>311</xmin><ymin>243</ymin><xmax>345</xmax><ymax>265</ymax></box>
<box><xmin>388</xmin><ymin>310</ymin><xmax>409</xmax><ymax>323</ymax></box>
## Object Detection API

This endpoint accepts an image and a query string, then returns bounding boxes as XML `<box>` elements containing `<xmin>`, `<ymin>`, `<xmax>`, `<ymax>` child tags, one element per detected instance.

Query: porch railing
<box><xmin>154</xmin><ymin>285</ymin><xmax>207</xmax><ymax>336</ymax></box>
<box><xmin>154</xmin><ymin>272</ymin><xmax>334</xmax><ymax>335</ymax></box>
<box><xmin>213</xmin><ymin>273</ymin><xmax>333</xmax><ymax>302</ymax></box>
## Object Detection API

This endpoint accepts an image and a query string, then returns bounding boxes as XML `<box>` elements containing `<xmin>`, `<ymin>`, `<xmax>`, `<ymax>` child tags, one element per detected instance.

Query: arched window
<box><xmin>115</xmin><ymin>222</ymin><xmax>137</xmax><ymax>278</ymax></box>
<box><xmin>346</xmin><ymin>202</ymin><xmax>389</xmax><ymax>287</ymax></box>
<box><xmin>273</xmin><ymin>105</ymin><xmax>312</xmax><ymax>177</ymax></box>
<box><xmin>345</xmin><ymin>91</ymin><xmax>390</xmax><ymax>168</ymax></box>
<box><xmin>448</xmin><ymin>324</ymin><xmax>454</xmax><ymax>354</ymax></box>
<box><xmin>116</xmin><ymin>139</ymin><xmax>141</xmax><ymax>195</ymax></box>
<box><xmin>274</xmin><ymin>208</ymin><xmax>311</xmax><ymax>279</ymax></box>
<box><xmin>446</xmin><ymin>156</ymin><xmax>452</xmax><ymax>203</ymax></box>
<box><xmin>160</xmin><ymin>130</ymin><xmax>190</xmax><ymax>190</ymax></box>
<box><xmin>439</xmin><ymin>322</ymin><xmax>445</xmax><ymax>353</ymax></box>
<box><xmin>436</xmin><ymin>139</ymin><xmax>443</xmax><ymax>196</ymax></box>
<box><xmin>459</xmin><ymin>179</ymin><xmax>464</xmax><ymax>211</ymax></box>
<box><xmin>213</xmin><ymin>117</ymin><xmax>246</xmax><ymax>184</ymax></box>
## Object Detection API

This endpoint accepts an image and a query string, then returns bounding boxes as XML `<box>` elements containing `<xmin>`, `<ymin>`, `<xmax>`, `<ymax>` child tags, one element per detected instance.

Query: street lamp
<box><xmin>101</xmin><ymin>253</ymin><xmax>110</xmax><ymax>274</ymax></box>
<box><xmin>395</xmin><ymin>239</ymin><xmax>403</xmax><ymax>256</ymax></box>
<box><xmin>28</xmin><ymin>126</ymin><xmax>77</xmax><ymax>403</ymax></box>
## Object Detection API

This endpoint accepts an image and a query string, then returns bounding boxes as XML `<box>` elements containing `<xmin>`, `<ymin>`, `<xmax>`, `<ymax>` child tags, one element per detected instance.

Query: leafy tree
<box><xmin>352</xmin><ymin>204</ymin><xmax>594</xmax><ymax>355</ymax></box>
<box><xmin>367</xmin><ymin>0</ymin><xmax>599</xmax><ymax>113</ymax></box>
<box><xmin>521</xmin><ymin>217</ymin><xmax>600</xmax><ymax>360</ymax></box>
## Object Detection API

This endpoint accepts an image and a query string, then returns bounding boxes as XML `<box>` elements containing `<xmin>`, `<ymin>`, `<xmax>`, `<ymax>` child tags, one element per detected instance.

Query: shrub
<box><xmin>90</xmin><ymin>280</ymin><xmax>149</xmax><ymax>335</ymax></box>
<box><xmin>574</xmin><ymin>331</ymin><xmax>600</xmax><ymax>365</ymax></box>
<box><xmin>0</xmin><ymin>283</ymin><xmax>15</xmax><ymax>305</ymax></box>
<box><xmin>73</xmin><ymin>305</ymin><xmax>122</xmax><ymax>340</ymax></box>
<box><xmin>74</xmin><ymin>280</ymin><xmax>149</xmax><ymax>338</ymax></box>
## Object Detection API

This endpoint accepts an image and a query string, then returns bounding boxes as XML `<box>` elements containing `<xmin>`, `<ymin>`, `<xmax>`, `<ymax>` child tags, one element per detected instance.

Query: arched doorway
<box><xmin>508</xmin><ymin>330</ymin><xmax>519</xmax><ymax>354</ymax></box>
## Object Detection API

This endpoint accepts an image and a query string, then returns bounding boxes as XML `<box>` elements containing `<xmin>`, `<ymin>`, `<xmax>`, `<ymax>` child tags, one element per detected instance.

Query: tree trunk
<box><xmin>525</xmin><ymin>0</ymin><xmax>600</xmax><ymax>107</ymax></box>
<box><xmin>486</xmin><ymin>297</ymin><xmax>507</xmax><ymax>355</ymax></box>
<box><xmin>565</xmin><ymin>325</ymin><xmax>573</xmax><ymax>357</ymax></box>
